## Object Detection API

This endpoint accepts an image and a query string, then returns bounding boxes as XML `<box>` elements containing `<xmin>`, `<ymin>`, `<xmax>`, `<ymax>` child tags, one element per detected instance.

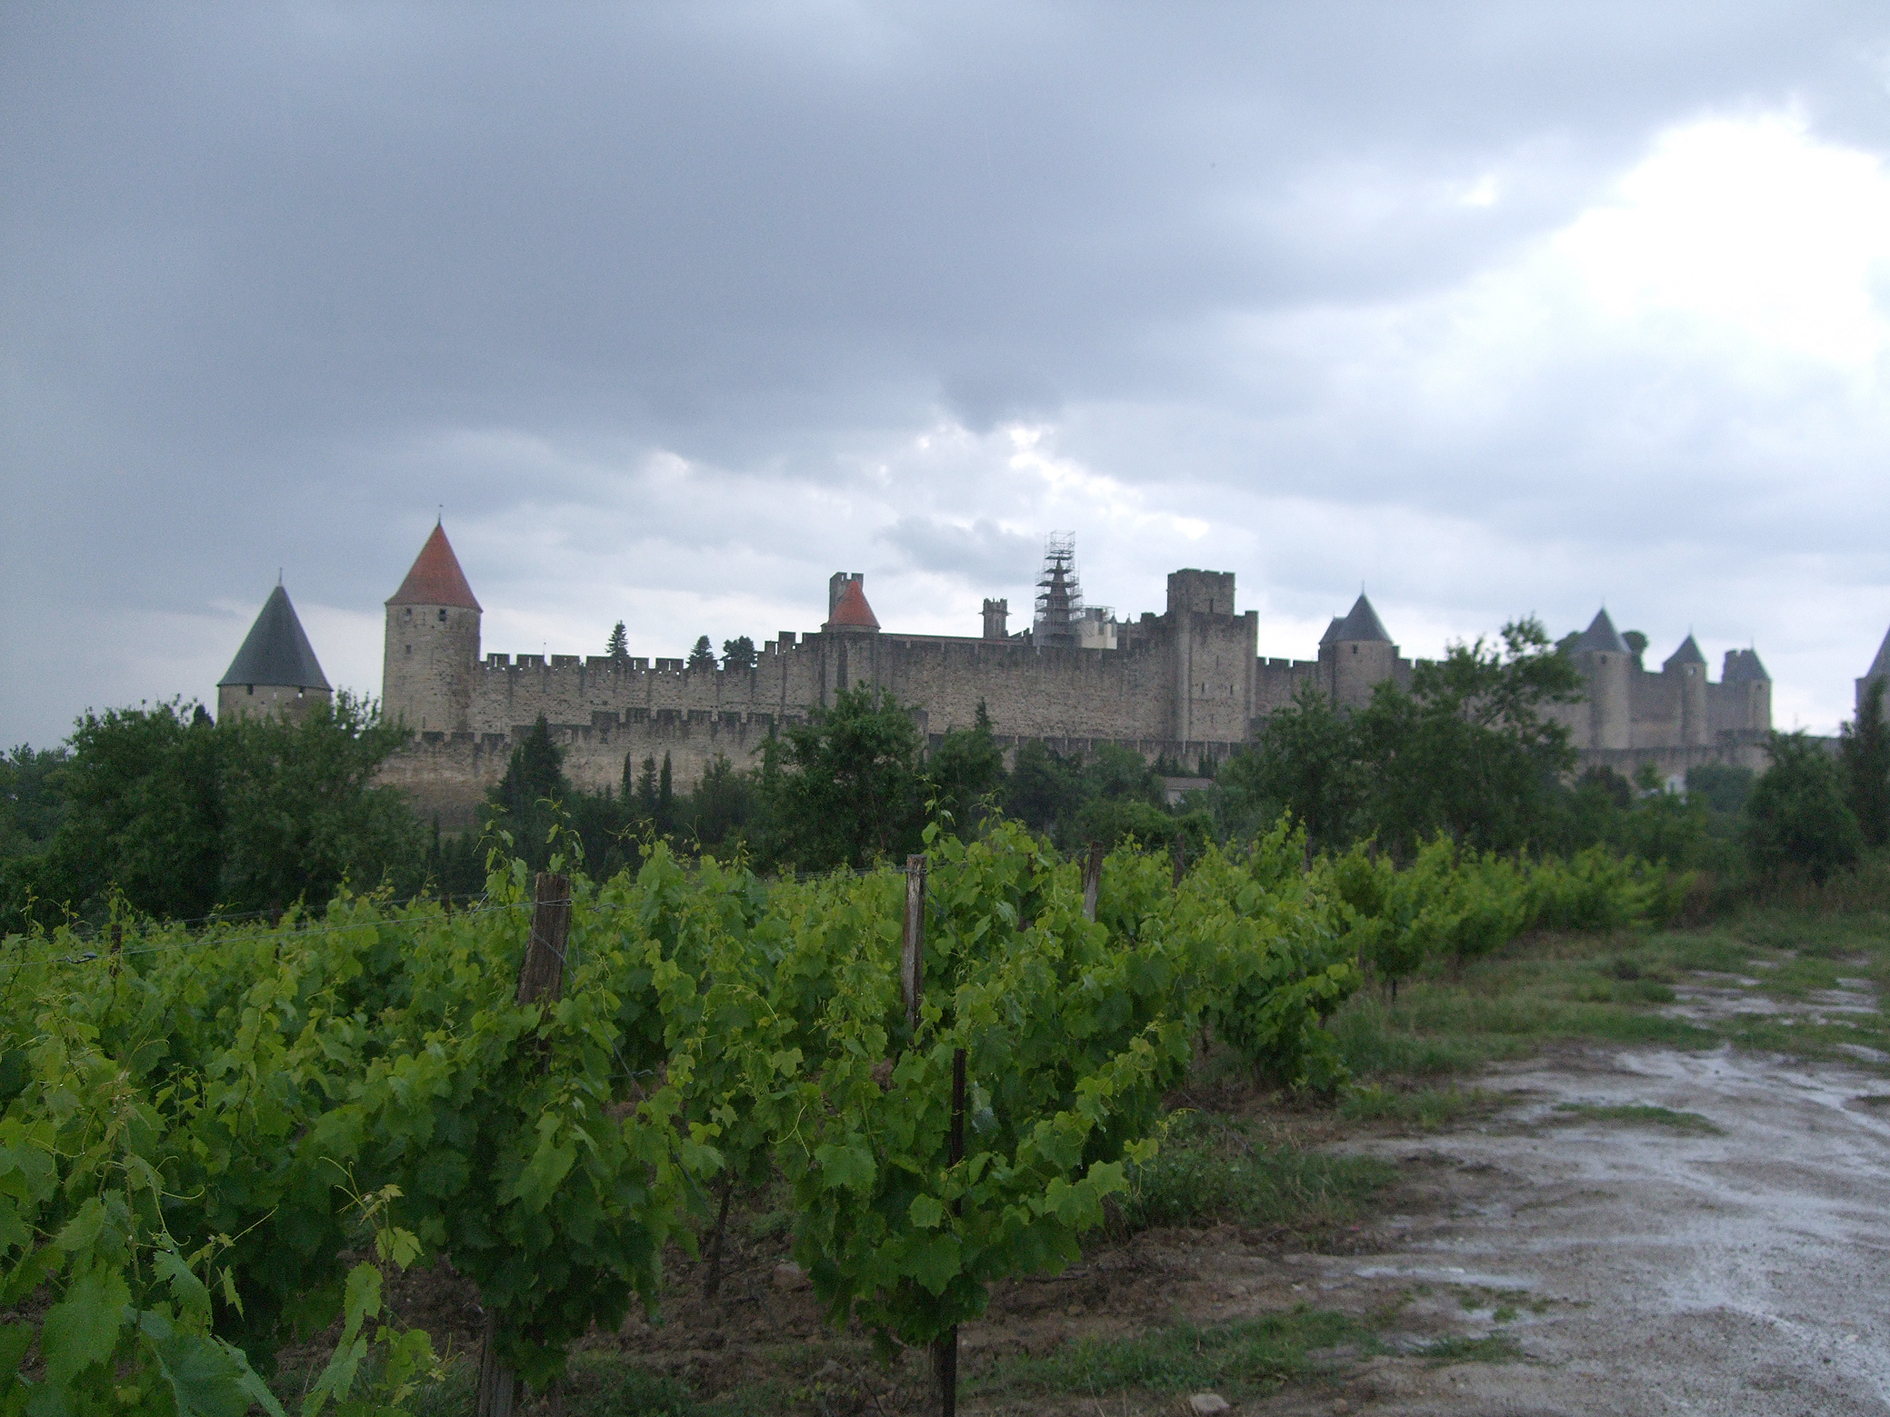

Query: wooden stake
<box><xmin>1082</xmin><ymin>842</ymin><xmax>1104</xmax><ymax>923</ymax></box>
<box><xmin>902</xmin><ymin>855</ymin><xmax>928</xmax><ymax>1035</ymax></box>
<box><xmin>515</xmin><ymin>872</ymin><xmax>572</xmax><ymax>1006</ymax></box>
<box><xmin>109</xmin><ymin>921</ymin><xmax>121</xmax><ymax>977</ymax></box>
<box><xmin>935</xmin><ymin>1045</ymin><xmax>968</xmax><ymax>1417</ymax></box>
<box><xmin>1172</xmin><ymin>830</ymin><xmax>1187</xmax><ymax>889</ymax></box>
<box><xmin>476</xmin><ymin>872</ymin><xmax>571</xmax><ymax>1417</ymax></box>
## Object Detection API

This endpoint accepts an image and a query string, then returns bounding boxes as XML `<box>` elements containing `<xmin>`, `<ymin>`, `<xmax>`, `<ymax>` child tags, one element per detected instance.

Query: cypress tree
<box><xmin>658</xmin><ymin>753</ymin><xmax>674</xmax><ymax>834</ymax></box>
<box><xmin>606</xmin><ymin>621</ymin><xmax>629</xmax><ymax>661</ymax></box>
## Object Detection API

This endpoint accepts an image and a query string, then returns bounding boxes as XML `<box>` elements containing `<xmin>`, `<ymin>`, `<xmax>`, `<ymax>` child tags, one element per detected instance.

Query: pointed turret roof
<box><xmin>218</xmin><ymin>585</ymin><xmax>330</xmax><ymax>690</ymax></box>
<box><xmin>1664</xmin><ymin>634</ymin><xmax>1706</xmax><ymax>669</ymax></box>
<box><xmin>387</xmin><ymin>523</ymin><xmax>481</xmax><ymax>610</ymax></box>
<box><xmin>826</xmin><ymin>577</ymin><xmax>880</xmax><ymax>631</ymax></box>
<box><xmin>1723</xmin><ymin>648</ymin><xmax>1770</xmax><ymax>684</ymax></box>
<box><xmin>1867</xmin><ymin>626</ymin><xmax>1890</xmax><ymax>682</ymax></box>
<box><xmin>1332</xmin><ymin>594</ymin><xmax>1391</xmax><ymax>643</ymax></box>
<box><xmin>1318</xmin><ymin>616</ymin><xmax>1343</xmax><ymax>647</ymax></box>
<box><xmin>1570</xmin><ymin>608</ymin><xmax>1628</xmax><ymax>655</ymax></box>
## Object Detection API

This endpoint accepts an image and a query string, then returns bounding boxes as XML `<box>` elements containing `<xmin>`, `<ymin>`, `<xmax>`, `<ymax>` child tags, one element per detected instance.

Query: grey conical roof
<box><xmin>1867</xmin><ymin>626</ymin><xmax>1890</xmax><ymax>682</ymax></box>
<box><xmin>1571</xmin><ymin>608</ymin><xmax>1628</xmax><ymax>655</ymax></box>
<box><xmin>1664</xmin><ymin>634</ymin><xmax>1706</xmax><ymax>669</ymax></box>
<box><xmin>1723</xmin><ymin>648</ymin><xmax>1770</xmax><ymax>684</ymax></box>
<box><xmin>1318</xmin><ymin>616</ymin><xmax>1343</xmax><ymax>646</ymax></box>
<box><xmin>218</xmin><ymin>585</ymin><xmax>330</xmax><ymax>690</ymax></box>
<box><xmin>1332</xmin><ymin>594</ymin><xmax>1391</xmax><ymax>643</ymax></box>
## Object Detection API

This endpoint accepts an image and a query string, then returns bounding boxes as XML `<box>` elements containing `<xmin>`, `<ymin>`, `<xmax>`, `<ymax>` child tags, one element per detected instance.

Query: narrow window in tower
<box><xmin>405</xmin><ymin>645</ymin><xmax>412</xmax><ymax>654</ymax></box>
<box><xmin>246</xmin><ymin>685</ymin><xmax>254</xmax><ymax>695</ymax></box>
<box><xmin>438</xmin><ymin>608</ymin><xmax>447</xmax><ymax>622</ymax></box>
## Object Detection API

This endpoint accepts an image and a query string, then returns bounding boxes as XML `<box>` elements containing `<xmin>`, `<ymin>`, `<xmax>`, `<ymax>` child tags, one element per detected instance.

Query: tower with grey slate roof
<box><xmin>217</xmin><ymin>583</ymin><xmax>332</xmax><ymax>723</ymax></box>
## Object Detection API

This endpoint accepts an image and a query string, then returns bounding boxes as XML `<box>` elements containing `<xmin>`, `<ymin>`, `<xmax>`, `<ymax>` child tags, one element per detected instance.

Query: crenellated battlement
<box><xmin>376</xmin><ymin>525</ymin><xmax>1777</xmax><ymax>823</ymax></box>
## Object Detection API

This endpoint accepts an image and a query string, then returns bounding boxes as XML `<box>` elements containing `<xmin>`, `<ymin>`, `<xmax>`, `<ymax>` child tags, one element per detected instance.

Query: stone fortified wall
<box><xmin>374</xmin><ymin>528</ymin><xmax>1776</xmax><ymax>828</ymax></box>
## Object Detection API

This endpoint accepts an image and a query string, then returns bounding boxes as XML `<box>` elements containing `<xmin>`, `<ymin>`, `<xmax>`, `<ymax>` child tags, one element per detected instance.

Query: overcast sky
<box><xmin>8</xmin><ymin>2</ymin><xmax>1890</xmax><ymax>747</ymax></box>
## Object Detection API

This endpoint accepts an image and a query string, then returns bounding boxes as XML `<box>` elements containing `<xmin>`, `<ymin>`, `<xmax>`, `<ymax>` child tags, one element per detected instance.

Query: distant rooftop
<box><xmin>1570</xmin><ymin>608</ymin><xmax>1628</xmax><ymax>655</ymax></box>
<box><xmin>1664</xmin><ymin>633</ymin><xmax>1706</xmax><ymax>668</ymax></box>
<box><xmin>388</xmin><ymin>523</ymin><xmax>482</xmax><ymax>610</ymax></box>
<box><xmin>1331</xmin><ymin>594</ymin><xmax>1392</xmax><ymax>644</ymax></box>
<box><xmin>218</xmin><ymin>585</ymin><xmax>330</xmax><ymax>691</ymax></box>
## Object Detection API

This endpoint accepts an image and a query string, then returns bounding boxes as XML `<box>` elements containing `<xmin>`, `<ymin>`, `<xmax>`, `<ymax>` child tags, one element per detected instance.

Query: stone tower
<box><xmin>1322</xmin><ymin>593</ymin><xmax>1397</xmax><ymax>709</ymax></box>
<box><xmin>823</xmin><ymin>573</ymin><xmax>880</xmax><ymax>633</ymax></box>
<box><xmin>383</xmin><ymin>523</ymin><xmax>481</xmax><ymax>733</ymax></box>
<box><xmin>217</xmin><ymin>583</ymin><xmax>332</xmax><ymax>723</ymax></box>
<box><xmin>1723</xmin><ymin>649</ymin><xmax>1771</xmax><ymax>732</ymax></box>
<box><xmin>1663</xmin><ymin>633</ymin><xmax>1709</xmax><ymax>747</ymax></box>
<box><xmin>1857</xmin><ymin>628</ymin><xmax>1890</xmax><ymax>713</ymax></box>
<box><xmin>1569</xmin><ymin>609</ymin><xmax>1631</xmax><ymax>751</ymax></box>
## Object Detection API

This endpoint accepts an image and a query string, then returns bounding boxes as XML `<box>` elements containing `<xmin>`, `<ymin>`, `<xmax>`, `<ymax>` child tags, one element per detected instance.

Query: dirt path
<box><xmin>1272</xmin><ymin>1041</ymin><xmax>1890</xmax><ymax>1415</ymax></box>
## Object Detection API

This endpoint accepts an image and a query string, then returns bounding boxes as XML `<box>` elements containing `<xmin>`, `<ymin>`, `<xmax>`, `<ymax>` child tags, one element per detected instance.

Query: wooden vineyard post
<box><xmin>936</xmin><ymin>1045</ymin><xmax>967</xmax><ymax>1417</ymax></box>
<box><xmin>1082</xmin><ymin>842</ymin><xmax>1104</xmax><ymax>923</ymax></box>
<box><xmin>476</xmin><ymin>872</ymin><xmax>572</xmax><ymax>1417</ymax></box>
<box><xmin>903</xmin><ymin>855</ymin><xmax>928</xmax><ymax>1033</ymax></box>
<box><xmin>109</xmin><ymin>921</ymin><xmax>121</xmax><ymax>978</ymax></box>
<box><xmin>1172</xmin><ymin>830</ymin><xmax>1187</xmax><ymax>889</ymax></box>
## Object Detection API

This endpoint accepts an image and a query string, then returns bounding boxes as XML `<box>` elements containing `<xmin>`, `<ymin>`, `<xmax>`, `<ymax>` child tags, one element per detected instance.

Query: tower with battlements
<box><xmin>383</xmin><ymin>523</ymin><xmax>482</xmax><ymax>733</ymax></box>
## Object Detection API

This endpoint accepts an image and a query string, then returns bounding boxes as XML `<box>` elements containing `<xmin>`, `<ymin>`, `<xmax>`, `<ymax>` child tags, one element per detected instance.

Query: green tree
<box><xmin>720</xmin><ymin>635</ymin><xmax>758</xmax><ymax>672</ymax></box>
<box><xmin>658</xmin><ymin>752</ymin><xmax>675</xmax><ymax>836</ymax></box>
<box><xmin>757</xmin><ymin>685</ymin><xmax>925</xmax><ymax>869</ymax></box>
<box><xmin>4</xmin><ymin>695</ymin><xmax>424</xmax><ymax>930</ymax></box>
<box><xmin>1355</xmin><ymin>617</ymin><xmax>1582</xmax><ymax>854</ymax></box>
<box><xmin>684</xmin><ymin>754</ymin><xmax>755</xmax><ymax>851</ymax></box>
<box><xmin>1747</xmin><ymin>731</ymin><xmax>1862</xmax><ymax>883</ymax></box>
<box><xmin>215</xmin><ymin>694</ymin><xmax>423</xmax><ymax>911</ymax></box>
<box><xmin>1003</xmin><ymin>740</ymin><xmax>1082</xmax><ymax>839</ymax></box>
<box><xmin>633</xmin><ymin>755</ymin><xmax>657</xmax><ymax>816</ymax></box>
<box><xmin>26</xmin><ymin>700</ymin><xmax>223</xmax><ymax>923</ymax></box>
<box><xmin>606</xmin><ymin>620</ymin><xmax>630</xmax><ymax>661</ymax></box>
<box><xmin>1840</xmin><ymin>678</ymin><xmax>1890</xmax><ymax>848</ymax></box>
<box><xmin>926</xmin><ymin>701</ymin><xmax>1005</xmax><ymax>830</ymax></box>
<box><xmin>686</xmin><ymin>636</ymin><xmax>717</xmax><ymax>673</ymax></box>
<box><xmin>1220</xmin><ymin>680</ymin><xmax>1363</xmax><ymax>850</ymax></box>
<box><xmin>1686</xmin><ymin>763</ymin><xmax>1755</xmax><ymax>816</ymax></box>
<box><xmin>490</xmin><ymin>715</ymin><xmax>572</xmax><ymax>870</ymax></box>
<box><xmin>1080</xmin><ymin>743</ymin><xmax>1162</xmax><ymax>807</ymax></box>
<box><xmin>0</xmin><ymin>744</ymin><xmax>68</xmax><ymax>860</ymax></box>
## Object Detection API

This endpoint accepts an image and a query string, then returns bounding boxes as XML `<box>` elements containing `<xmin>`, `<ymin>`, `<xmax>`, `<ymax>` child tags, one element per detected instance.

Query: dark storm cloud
<box><xmin>6</xmin><ymin>2</ymin><xmax>1890</xmax><ymax>741</ymax></box>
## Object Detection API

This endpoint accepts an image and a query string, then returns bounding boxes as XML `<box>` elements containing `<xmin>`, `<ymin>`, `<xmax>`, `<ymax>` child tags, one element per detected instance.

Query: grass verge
<box><xmin>974</xmin><ymin>1307</ymin><xmax>1377</xmax><ymax>1402</ymax></box>
<box><xmin>1117</xmin><ymin>1111</ymin><xmax>1394</xmax><ymax>1235</ymax></box>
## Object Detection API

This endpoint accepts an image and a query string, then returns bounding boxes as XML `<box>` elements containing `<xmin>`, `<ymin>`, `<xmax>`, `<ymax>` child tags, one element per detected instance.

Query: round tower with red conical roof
<box><xmin>383</xmin><ymin>522</ymin><xmax>482</xmax><ymax>732</ymax></box>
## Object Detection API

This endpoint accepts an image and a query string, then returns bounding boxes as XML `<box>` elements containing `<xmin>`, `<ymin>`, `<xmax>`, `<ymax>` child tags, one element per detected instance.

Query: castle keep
<box><xmin>362</xmin><ymin>525</ymin><xmax>1777</xmax><ymax>828</ymax></box>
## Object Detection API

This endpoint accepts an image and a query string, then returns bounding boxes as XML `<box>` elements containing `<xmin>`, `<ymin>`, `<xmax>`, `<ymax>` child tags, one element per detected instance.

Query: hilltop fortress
<box><xmin>349</xmin><ymin>525</ymin><xmax>1776</xmax><ymax>828</ymax></box>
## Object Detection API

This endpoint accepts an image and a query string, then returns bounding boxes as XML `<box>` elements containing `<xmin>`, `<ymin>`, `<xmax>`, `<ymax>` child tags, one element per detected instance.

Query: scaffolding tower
<box><xmin>1033</xmin><ymin>533</ymin><xmax>1083</xmax><ymax>648</ymax></box>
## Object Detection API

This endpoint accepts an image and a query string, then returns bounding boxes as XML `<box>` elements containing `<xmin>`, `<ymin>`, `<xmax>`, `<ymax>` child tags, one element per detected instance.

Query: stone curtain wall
<box><xmin>377</xmin><ymin>555</ymin><xmax>1778</xmax><ymax>827</ymax></box>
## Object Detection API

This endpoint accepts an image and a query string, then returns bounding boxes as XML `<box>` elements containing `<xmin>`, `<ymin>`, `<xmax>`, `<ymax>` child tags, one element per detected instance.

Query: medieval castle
<box><xmin>219</xmin><ymin>523</ymin><xmax>1805</xmax><ymax>828</ymax></box>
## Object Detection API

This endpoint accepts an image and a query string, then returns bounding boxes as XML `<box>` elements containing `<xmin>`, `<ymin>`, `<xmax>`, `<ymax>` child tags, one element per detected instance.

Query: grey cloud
<box><xmin>878</xmin><ymin>515</ymin><xmax>1038</xmax><ymax>585</ymax></box>
<box><xmin>8</xmin><ymin>2</ymin><xmax>1890</xmax><ymax>741</ymax></box>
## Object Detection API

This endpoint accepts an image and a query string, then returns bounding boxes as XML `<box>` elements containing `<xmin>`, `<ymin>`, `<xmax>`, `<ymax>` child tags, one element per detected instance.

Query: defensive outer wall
<box><xmin>375</xmin><ymin>528</ymin><xmax>1774</xmax><ymax>829</ymax></box>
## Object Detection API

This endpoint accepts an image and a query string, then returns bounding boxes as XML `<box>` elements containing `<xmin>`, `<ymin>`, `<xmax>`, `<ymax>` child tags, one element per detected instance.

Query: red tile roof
<box><xmin>387</xmin><ymin>524</ymin><xmax>482</xmax><ymax>610</ymax></box>
<box><xmin>827</xmin><ymin>577</ymin><xmax>880</xmax><ymax>630</ymax></box>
